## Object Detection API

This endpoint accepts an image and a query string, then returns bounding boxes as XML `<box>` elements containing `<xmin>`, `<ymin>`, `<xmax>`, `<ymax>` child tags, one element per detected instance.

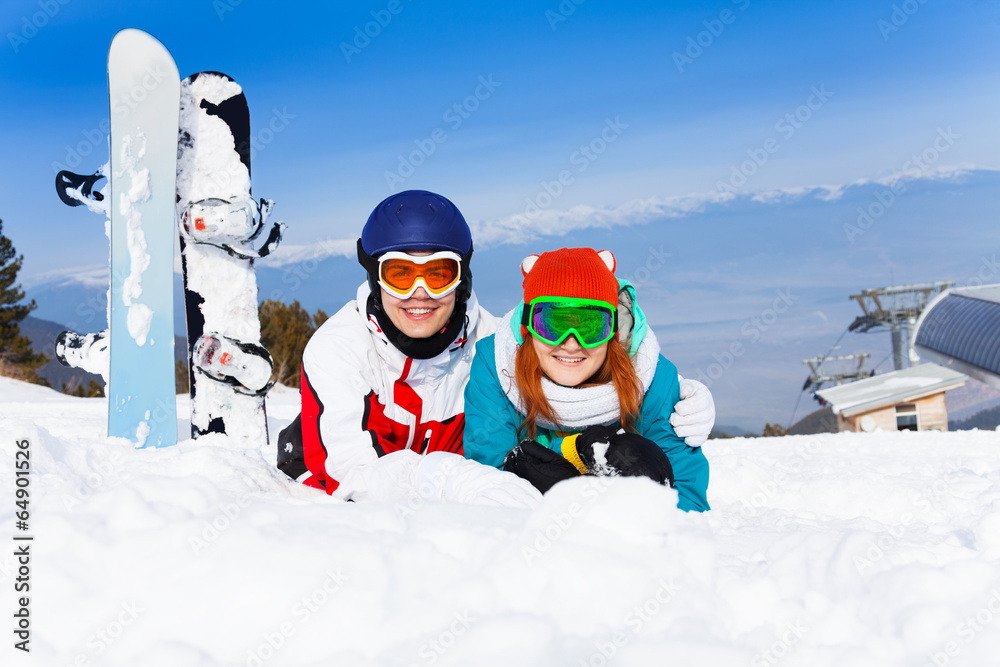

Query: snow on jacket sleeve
<box><xmin>639</xmin><ymin>356</ymin><xmax>711</xmax><ymax>512</ymax></box>
<box><xmin>463</xmin><ymin>335</ymin><xmax>524</xmax><ymax>469</ymax></box>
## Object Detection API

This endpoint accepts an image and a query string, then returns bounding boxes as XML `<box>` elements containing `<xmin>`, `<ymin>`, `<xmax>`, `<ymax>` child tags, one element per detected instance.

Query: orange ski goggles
<box><xmin>377</xmin><ymin>251</ymin><xmax>463</xmax><ymax>299</ymax></box>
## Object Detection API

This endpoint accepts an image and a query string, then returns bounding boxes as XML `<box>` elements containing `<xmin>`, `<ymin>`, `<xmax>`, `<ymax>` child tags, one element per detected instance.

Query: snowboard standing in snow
<box><xmin>176</xmin><ymin>71</ymin><xmax>283</xmax><ymax>443</ymax></box>
<box><xmin>54</xmin><ymin>29</ymin><xmax>181</xmax><ymax>448</ymax></box>
<box><xmin>105</xmin><ymin>28</ymin><xmax>180</xmax><ymax>447</ymax></box>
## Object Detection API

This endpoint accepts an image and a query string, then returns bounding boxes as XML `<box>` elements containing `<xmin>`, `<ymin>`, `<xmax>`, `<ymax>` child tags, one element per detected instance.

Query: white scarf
<box><xmin>493</xmin><ymin>309</ymin><xmax>660</xmax><ymax>431</ymax></box>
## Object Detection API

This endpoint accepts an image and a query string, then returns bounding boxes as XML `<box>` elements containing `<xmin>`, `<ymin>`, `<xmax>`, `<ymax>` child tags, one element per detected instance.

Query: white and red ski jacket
<box><xmin>298</xmin><ymin>283</ymin><xmax>497</xmax><ymax>497</ymax></box>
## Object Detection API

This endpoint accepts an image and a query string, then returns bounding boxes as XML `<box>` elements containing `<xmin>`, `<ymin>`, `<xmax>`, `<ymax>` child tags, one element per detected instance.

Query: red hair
<box><xmin>514</xmin><ymin>334</ymin><xmax>644</xmax><ymax>440</ymax></box>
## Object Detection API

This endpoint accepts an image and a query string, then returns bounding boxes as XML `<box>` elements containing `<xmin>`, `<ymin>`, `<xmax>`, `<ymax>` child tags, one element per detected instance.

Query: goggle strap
<box><xmin>357</xmin><ymin>238</ymin><xmax>380</xmax><ymax>275</ymax></box>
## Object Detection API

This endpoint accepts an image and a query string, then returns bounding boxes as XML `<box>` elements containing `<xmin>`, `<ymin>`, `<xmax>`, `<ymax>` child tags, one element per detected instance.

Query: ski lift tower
<box><xmin>848</xmin><ymin>282</ymin><xmax>953</xmax><ymax>371</ymax></box>
<box><xmin>802</xmin><ymin>353</ymin><xmax>873</xmax><ymax>393</ymax></box>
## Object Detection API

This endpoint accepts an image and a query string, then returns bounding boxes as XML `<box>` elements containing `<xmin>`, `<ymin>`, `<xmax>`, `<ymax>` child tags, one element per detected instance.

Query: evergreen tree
<box><xmin>0</xmin><ymin>219</ymin><xmax>48</xmax><ymax>383</ymax></box>
<box><xmin>761</xmin><ymin>422</ymin><xmax>790</xmax><ymax>438</ymax></box>
<box><xmin>259</xmin><ymin>299</ymin><xmax>329</xmax><ymax>388</ymax></box>
<box><xmin>62</xmin><ymin>378</ymin><xmax>104</xmax><ymax>397</ymax></box>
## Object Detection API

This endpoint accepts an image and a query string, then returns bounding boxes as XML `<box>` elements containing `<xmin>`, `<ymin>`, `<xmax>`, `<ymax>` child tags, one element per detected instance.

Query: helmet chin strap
<box><xmin>366</xmin><ymin>293</ymin><xmax>468</xmax><ymax>359</ymax></box>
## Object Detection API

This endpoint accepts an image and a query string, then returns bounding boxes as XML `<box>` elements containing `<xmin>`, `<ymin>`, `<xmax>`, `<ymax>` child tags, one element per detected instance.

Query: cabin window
<box><xmin>895</xmin><ymin>403</ymin><xmax>918</xmax><ymax>431</ymax></box>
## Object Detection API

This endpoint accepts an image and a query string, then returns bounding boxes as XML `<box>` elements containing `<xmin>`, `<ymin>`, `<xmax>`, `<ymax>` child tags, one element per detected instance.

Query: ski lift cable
<box><xmin>872</xmin><ymin>351</ymin><xmax>893</xmax><ymax>371</ymax></box>
<box><xmin>787</xmin><ymin>388</ymin><xmax>805</xmax><ymax>432</ymax></box>
<box><xmin>789</xmin><ymin>324</ymin><xmax>851</xmax><ymax>429</ymax></box>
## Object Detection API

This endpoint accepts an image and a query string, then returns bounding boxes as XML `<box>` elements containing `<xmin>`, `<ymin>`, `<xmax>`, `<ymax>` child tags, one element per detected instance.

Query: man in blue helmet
<box><xmin>278</xmin><ymin>190</ymin><xmax>541</xmax><ymax>506</ymax></box>
<box><xmin>277</xmin><ymin>190</ymin><xmax>715</xmax><ymax>507</ymax></box>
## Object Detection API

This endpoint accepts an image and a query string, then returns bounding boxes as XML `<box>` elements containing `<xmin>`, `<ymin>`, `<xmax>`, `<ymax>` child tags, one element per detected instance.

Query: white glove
<box><xmin>670</xmin><ymin>377</ymin><xmax>716</xmax><ymax>448</ymax></box>
<box><xmin>331</xmin><ymin>449</ymin><xmax>422</xmax><ymax>503</ymax></box>
<box><xmin>417</xmin><ymin>452</ymin><xmax>543</xmax><ymax>509</ymax></box>
<box><xmin>330</xmin><ymin>451</ymin><xmax>542</xmax><ymax>508</ymax></box>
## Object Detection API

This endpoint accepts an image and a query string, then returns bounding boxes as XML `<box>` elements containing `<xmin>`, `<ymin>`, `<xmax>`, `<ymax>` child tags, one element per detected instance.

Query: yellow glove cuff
<box><xmin>560</xmin><ymin>434</ymin><xmax>589</xmax><ymax>474</ymax></box>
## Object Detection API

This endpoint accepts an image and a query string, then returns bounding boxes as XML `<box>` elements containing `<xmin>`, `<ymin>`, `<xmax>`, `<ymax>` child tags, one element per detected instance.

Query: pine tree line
<box><xmin>259</xmin><ymin>299</ymin><xmax>329</xmax><ymax>388</ymax></box>
<box><xmin>0</xmin><ymin>219</ymin><xmax>49</xmax><ymax>385</ymax></box>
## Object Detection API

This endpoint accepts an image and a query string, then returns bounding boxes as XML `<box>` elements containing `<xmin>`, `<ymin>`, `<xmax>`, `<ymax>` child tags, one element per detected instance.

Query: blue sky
<box><xmin>3</xmin><ymin>0</ymin><xmax>1000</xmax><ymax>428</ymax></box>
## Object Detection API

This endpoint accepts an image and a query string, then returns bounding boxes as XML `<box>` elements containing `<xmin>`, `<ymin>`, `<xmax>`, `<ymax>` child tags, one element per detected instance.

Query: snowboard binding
<box><xmin>179</xmin><ymin>197</ymin><xmax>284</xmax><ymax>260</ymax></box>
<box><xmin>55</xmin><ymin>168</ymin><xmax>108</xmax><ymax>209</ymax></box>
<box><xmin>193</xmin><ymin>333</ymin><xmax>275</xmax><ymax>396</ymax></box>
<box><xmin>54</xmin><ymin>329</ymin><xmax>110</xmax><ymax>379</ymax></box>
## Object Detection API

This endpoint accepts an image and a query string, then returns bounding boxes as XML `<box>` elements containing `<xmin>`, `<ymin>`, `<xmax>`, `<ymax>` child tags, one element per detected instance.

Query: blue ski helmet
<box><xmin>357</xmin><ymin>190</ymin><xmax>475</xmax><ymax>307</ymax></box>
<box><xmin>360</xmin><ymin>190</ymin><xmax>472</xmax><ymax>257</ymax></box>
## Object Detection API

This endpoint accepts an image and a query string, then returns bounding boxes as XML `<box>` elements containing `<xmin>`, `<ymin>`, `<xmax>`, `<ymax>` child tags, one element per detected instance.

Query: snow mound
<box><xmin>2</xmin><ymin>378</ymin><xmax>999</xmax><ymax>665</ymax></box>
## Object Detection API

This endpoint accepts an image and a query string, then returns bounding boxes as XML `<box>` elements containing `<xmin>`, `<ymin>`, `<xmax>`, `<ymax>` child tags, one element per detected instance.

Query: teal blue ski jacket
<box><xmin>463</xmin><ymin>293</ymin><xmax>710</xmax><ymax>512</ymax></box>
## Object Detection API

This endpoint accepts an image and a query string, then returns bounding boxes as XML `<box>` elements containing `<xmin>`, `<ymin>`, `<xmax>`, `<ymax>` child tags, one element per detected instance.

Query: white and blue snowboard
<box><xmin>106</xmin><ymin>29</ymin><xmax>180</xmax><ymax>447</ymax></box>
<box><xmin>53</xmin><ymin>29</ymin><xmax>179</xmax><ymax>448</ymax></box>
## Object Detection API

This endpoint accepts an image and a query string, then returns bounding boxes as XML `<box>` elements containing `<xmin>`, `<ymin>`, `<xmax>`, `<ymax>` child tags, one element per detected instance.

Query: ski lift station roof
<box><xmin>912</xmin><ymin>284</ymin><xmax>1000</xmax><ymax>389</ymax></box>
<box><xmin>816</xmin><ymin>364</ymin><xmax>968</xmax><ymax>417</ymax></box>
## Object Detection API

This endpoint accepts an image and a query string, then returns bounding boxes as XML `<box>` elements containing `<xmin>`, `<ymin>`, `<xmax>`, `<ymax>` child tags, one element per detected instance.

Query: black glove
<box><xmin>276</xmin><ymin>414</ymin><xmax>307</xmax><ymax>480</ymax></box>
<box><xmin>503</xmin><ymin>440</ymin><xmax>582</xmax><ymax>494</ymax></box>
<box><xmin>570</xmin><ymin>425</ymin><xmax>675</xmax><ymax>487</ymax></box>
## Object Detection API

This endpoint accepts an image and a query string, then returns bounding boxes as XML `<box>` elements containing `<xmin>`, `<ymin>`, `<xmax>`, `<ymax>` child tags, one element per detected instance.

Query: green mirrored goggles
<box><xmin>522</xmin><ymin>297</ymin><xmax>617</xmax><ymax>348</ymax></box>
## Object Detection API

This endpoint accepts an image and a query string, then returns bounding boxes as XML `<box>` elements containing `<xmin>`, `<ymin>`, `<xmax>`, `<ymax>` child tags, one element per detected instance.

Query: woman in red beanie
<box><xmin>463</xmin><ymin>247</ymin><xmax>710</xmax><ymax>511</ymax></box>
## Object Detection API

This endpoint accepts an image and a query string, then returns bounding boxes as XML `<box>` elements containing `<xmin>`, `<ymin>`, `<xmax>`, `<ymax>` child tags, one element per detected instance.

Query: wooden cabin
<box><xmin>816</xmin><ymin>364</ymin><xmax>968</xmax><ymax>433</ymax></box>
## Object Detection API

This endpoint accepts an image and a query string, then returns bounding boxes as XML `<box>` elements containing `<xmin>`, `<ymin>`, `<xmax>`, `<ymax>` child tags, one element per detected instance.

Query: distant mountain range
<box><xmin>950</xmin><ymin>405</ymin><xmax>1000</xmax><ymax>431</ymax></box>
<box><xmin>21</xmin><ymin>168</ymin><xmax>1000</xmax><ymax>429</ymax></box>
<box><xmin>24</xmin><ymin>258</ymin><xmax>363</xmax><ymax>338</ymax></box>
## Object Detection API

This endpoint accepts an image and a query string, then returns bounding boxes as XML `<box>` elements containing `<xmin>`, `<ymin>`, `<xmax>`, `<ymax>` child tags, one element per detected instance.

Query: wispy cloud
<box><xmin>259</xmin><ymin>238</ymin><xmax>356</xmax><ymax>267</ymax></box>
<box><xmin>30</xmin><ymin>166</ymin><xmax>996</xmax><ymax>281</ymax></box>
<box><xmin>470</xmin><ymin>165</ymin><xmax>992</xmax><ymax>249</ymax></box>
<box><xmin>21</xmin><ymin>264</ymin><xmax>109</xmax><ymax>290</ymax></box>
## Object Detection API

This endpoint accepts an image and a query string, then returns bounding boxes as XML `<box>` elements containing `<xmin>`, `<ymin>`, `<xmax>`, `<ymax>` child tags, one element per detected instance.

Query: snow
<box><xmin>54</xmin><ymin>330</ymin><xmax>110</xmax><ymax>383</ymax></box>
<box><xmin>2</xmin><ymin>375</ymin><xmax>1000</xmax><ymax>665</ymax></box>
<box><xmin>116</xmin><ymin>133</ymin><xmax>153</xmax><ymax>346</ymax></box>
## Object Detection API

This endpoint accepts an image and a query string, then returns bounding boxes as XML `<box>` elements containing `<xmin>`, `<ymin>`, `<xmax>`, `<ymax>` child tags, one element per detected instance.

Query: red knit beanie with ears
<box><xmin>521</xmin><ymin>247</ymin><xmax>619</xmax><ymax>308</ymax></box>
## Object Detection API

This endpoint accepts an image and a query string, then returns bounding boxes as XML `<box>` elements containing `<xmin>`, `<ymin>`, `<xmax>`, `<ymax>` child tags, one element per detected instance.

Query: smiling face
<box><xmin>379</xmin><ymin>250</ymin><xmax>457</xmax><ymax>339</ymax></box>
<box><xmin>531</xmin><ymin>331</ymin><xmax>608</xmax><ymax>387</ymax></box>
